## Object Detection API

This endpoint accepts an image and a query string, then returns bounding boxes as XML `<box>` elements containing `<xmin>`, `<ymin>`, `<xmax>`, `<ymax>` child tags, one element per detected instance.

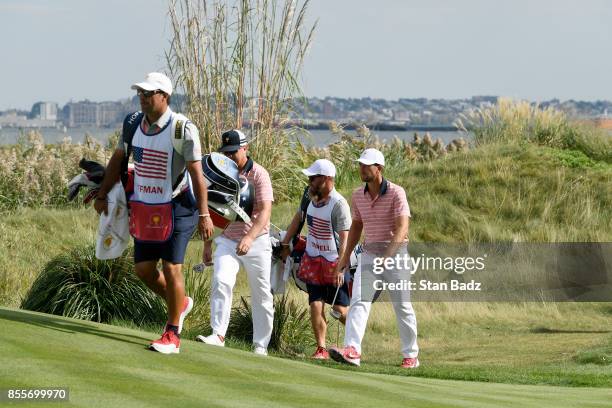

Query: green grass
<box><xmin>355</xmin><ymin>302</ymin><xmax>611</xmax><ymax>387</ymax></box>
<box><xmin>1</xmin><ymin>142</ymin><xmax>610</xmax><ymax>391</ymax></box>
<box><xmin>1</xmin><ymin>307</ymin><xmax>610</xmax><ymax>408</ymax></box>
<box><xmin>390</xmin><ymin>143</ymin><xmax>611</xmax><ymax>242</ymax></box>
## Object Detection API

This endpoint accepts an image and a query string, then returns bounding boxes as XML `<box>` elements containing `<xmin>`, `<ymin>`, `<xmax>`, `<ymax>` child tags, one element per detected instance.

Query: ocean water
<box><xmin>0</xmin><ymin>126</ymin><xmax>471</xmax><ymax>147</ymax></box>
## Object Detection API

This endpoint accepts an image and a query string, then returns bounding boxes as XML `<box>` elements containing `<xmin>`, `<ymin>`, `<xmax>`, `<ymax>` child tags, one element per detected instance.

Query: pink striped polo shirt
<box><xmin>222</xmin><ymin>160</ymin><xmax>274</xmax><ymax>241</ymax></box>
<box><xmin>351</xmin><ymin>178</ymin><xmax>411</xmax><ymax>243</ymax></box>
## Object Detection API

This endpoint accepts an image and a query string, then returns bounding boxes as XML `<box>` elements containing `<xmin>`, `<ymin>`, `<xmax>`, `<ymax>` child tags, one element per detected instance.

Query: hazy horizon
<box><xmin>2</xmin><ymin>0</ymin><xmax>611</xmax><ymax>110</ymax></box>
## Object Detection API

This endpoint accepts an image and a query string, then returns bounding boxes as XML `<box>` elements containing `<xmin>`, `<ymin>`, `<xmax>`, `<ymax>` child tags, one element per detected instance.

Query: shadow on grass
<box><xmin>530</xmin><ymin>326</ymin><xmax>611</xmax><ymax>334</ymax></box>
<box><xmin>0</xmin><ymin>308</ymin><xmax>154</xmax><ymax>347</ymax></box>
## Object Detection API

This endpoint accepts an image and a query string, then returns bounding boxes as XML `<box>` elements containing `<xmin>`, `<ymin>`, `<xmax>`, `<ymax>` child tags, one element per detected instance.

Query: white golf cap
<box><xmin>131</xmin><ymin>72</ymin><xmax>173</xmax><ymax>95</ymax></box>
<box><xmin>302</xmin><ymin>159</ymin><xmax>336</xmax><ymax>177</ymax></box>
<box><xmin>356</xmin><ymin>148</ymin><xmax>385</xmax><ymax>166</ymax></box>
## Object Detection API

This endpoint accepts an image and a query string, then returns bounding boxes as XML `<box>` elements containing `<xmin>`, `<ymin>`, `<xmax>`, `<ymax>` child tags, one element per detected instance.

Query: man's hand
<box><xmin>236</xmin><ymin>235</ymin><xmax>254</xmax><ymax>256</ymax></box>
<box><xmin>334</xmin><ymin>260</ymin><xmax>347</xmax><ymax>287</ymax></box>
<box><xmin>203</xmin><ymin>240</ymin><xmax>213</xmax><ymax>266</ymax></box>
<box><xmin>94</xmin><ymin>196</ymin><xmax>108</xmax><ymax>215</ymax></box>
<box><xmin>280</xmin><ymin>245</ymin><xmax>291</xmax><ymax>263</ymax></box>
<box><xmin>199</xmin><ymin>215</ymin><xmax>214</xmax><ymax>240</ymax></box>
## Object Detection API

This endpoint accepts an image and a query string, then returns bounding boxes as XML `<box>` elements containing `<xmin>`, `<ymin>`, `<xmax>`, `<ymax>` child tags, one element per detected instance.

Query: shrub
<box><xmin>21</xmin><ymin>245</ymin><xmax>166</xmax><ymax>325</ymax></box>
<box><xmin>180</xmin><ymin>265</ymin><xmax>213</xmax><ymax>337</ymax></box>
<box><xmin>226</xmin><ymin>294</ymin><xmax>314</xmax><ymax>355</ymax></box>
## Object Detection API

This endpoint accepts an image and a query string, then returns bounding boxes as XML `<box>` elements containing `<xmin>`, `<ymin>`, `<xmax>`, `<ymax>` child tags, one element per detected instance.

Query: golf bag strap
<box><xmin>120</xmin><ymin>111</ymin><xmax>144</xmax><ymax>188</ymax></box>
<box><xmin>242</xmin><ymin>157</ymin><xmax>254</xmax><ymax>174</ymax></box>
<box><xmin>227</xmin><ymin>198</ymin><xmax>251</xmax><ymax>224</ymax></box>
<box><xmin>293</xmin><ymin>186</ymin><xmax>310</xmax><ymax>244</ymax></box>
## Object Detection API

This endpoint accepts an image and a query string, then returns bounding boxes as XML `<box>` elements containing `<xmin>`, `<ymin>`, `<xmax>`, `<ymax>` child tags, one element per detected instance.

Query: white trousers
<box><xmin>344</xmin><ymin>254</ymin><xmax>419</xmax><ymax>358</ymax></box>
<box><xmin>210</xmin><ymin>235</ymin><xmax>274</xmax><ymax>349</ymax></box>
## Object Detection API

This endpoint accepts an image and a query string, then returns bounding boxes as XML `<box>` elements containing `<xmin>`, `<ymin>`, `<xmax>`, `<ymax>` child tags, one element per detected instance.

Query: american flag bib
<box><xmin>128</xmin><ymin>115</ymin><xmax>175</xmax><ymax>242</ymax></box>
<box><xmin>297</xmin><ymin>190</ymin><xmax>343</xmax><ymax>286</ymax></box>
<box><xmin>304</xmin><ymin>189</ymin><xmax>342</xmax><ymax>262</ymax></box>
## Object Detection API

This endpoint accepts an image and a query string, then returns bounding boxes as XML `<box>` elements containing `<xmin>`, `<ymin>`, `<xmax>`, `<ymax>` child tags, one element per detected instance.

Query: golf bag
<box><xmin>68</xmin><ymin>153</ymin><xmax>255</xmax><ymax>239</ymax></box>
<box><xmin>202</xmin><ymin>152</ymin><xmax>254</xmax><ymax>237</ymax></box>
<box><xmin>271</xmin><ymin>231</ymin><xmax>360</xmax><ymax>295</ymax></box>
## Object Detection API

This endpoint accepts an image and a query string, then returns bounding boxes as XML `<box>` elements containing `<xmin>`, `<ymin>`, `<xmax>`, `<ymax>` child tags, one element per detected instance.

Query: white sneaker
<box><xmin>195</xmin><ymin>333</ymin><xmax>225</xmax><ymax>347</ymax></box>
<box><xmin>253</xmin><ymin>346</ymin><xmax>268</xmax><ymax>356</ymax></box>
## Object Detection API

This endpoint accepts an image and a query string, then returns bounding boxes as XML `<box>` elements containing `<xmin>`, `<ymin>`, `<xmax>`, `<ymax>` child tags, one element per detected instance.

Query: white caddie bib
<box><xmin>304</xmin><ymin>189</ymin><xmax>342</xmax><ymax>262</ymax></box>
<box><xmin>128</xmin><ymin>114</ymin><xmax>176</xmax><ymax>242</ymax></box>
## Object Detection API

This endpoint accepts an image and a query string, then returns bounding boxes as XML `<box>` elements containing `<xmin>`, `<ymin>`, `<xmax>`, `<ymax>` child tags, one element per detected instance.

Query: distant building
<box><xmin>64</xmin><ymin>101</ymin><xmax>98</xmax><ymax>127</ymax></box>
<box><xmin>31</xmin><ymin>101</ymin><xmax>58</xmax><ymax>121</ymax></box>
<box><xmin>98</xmin><ymin>102</ymin><xmax>125</xmax><ymax>127</ymax></box>
<box><xmin>0</xmin><ymin>111</ymin><xmax>28</xmax><ymax>126</ymax></box>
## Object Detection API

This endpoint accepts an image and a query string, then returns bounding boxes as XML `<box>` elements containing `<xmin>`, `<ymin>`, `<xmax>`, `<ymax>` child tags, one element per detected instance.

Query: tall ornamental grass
<box><xmin>21</xmin><ymin>245</ymin><xmax>166</xmax><ymax>325</ymax></box>
<box><xmin>0</xmin><ymin>131</ymin><xmax>111</xmax><ymax>212</ymax></box>
<box><xmin>298</xmin><ymin>123</ymin><xmax>469</xmax><ymax>192</ymax></box>
<box><xmin>456</xmin><ymin>97</ymin><xmax>612</xmax><ymax>163</ymax></box>
<box><xmin>167</xmin><ymin>0</ymin><xmax>316</xmax><ymax>201</ymax></box>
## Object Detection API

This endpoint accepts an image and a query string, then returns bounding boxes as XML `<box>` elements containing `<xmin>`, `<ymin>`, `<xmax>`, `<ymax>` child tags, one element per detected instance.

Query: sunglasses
<box><xmin>137</xmin><ymin>89</ymin><xmax>163</xmax><ymax>98</ymax></box>
<box><xmin>223</xmin><ymin>150</ymin><xmax>239</xmax><ymax>156</ymax></box>
<box><xmin>308</xmin><ymin>175</ymin><xmax>323</xmax><ymax>182</ymax></box>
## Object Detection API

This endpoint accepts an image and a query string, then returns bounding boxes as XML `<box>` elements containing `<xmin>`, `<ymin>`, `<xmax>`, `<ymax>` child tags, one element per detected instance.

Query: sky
<box><xmin>1</xmin><ymin>0</ymin><xmax>612</xmax><ymax>110</ymax></box>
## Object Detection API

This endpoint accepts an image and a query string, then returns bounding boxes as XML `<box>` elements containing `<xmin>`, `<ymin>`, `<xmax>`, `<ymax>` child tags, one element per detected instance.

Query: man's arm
<box><xmin>382</xmin><ymin>215</ymin><xmax>410</xmax><ymax>258</ymax></box>
<box><xmin>94</xmin><ymin>149</ymin><xmax>125</xmax><ymax>215</ymax></box>
<box><xmin>336</xmin><ymin>229</ymin><xmax>349</xmax><ymax>264</ymax></box>
<box><xmin>236</xmin><ymin>200</ymin><xmax>272</xmax><ymax>256</ymax></box>
<box><xmin>186</xmin><ymin>160</ymin><xmax>214</xmax><ymax>240</ymax></box>
<box><xmin>334</xmin><ymin>219</ymin><xmax>362</xmax><ymax>285</ymax></box>
<box><xmin>280</xmin><ymin>210</ymin><xmax>303</xmax><ymax>261</ymax></box>
<box><xmin>281</xmin><ymin>210</ymin><xmax>303</xmax><ymax>245</ymax></box>
<box><xmin>245</xmin><ymin>200</ymin><xmax>272</xmax><ymax>240</ymax></box>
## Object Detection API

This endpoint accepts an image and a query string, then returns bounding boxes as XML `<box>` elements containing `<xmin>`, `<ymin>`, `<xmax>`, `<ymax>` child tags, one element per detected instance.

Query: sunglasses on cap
<box><xmin>137</xmin><ymin>89</ymin><xmax>164</xmax><ymax>98</ymax></box>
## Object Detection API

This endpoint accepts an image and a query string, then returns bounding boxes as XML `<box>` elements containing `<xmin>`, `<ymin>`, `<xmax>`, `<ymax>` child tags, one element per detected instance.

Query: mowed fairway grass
<box><xmin>1</xmin><ymin>308</ymin><xmax>610</xmax><ymax>408</ymax></box>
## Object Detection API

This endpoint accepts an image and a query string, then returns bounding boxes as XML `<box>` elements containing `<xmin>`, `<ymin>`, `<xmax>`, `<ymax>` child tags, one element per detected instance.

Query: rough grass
<box><xmin>394</xmin><ymin>143</ymin><xmax>611</xmax><ymax>242</ymax></box>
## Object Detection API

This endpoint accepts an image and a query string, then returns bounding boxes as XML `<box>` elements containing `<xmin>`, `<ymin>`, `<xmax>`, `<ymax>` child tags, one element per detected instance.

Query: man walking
<box><xmin>94</xmin><ymin>72</ymin><xmax>214</xmax><ymax>354</ymax></box>
<box><xmin>197</xmin><ymin>130</ymin><xmax>274</xmax><ymax>356</ymax></box>
<box><xmin>281</xmin><ymin>159</ymin><xmax>351</xmax><ymax>359</ymax></box>
<box><xmin>329</xmin><ymin>148</ymin><xmax>419</xmax><ymax>368</ymax></box>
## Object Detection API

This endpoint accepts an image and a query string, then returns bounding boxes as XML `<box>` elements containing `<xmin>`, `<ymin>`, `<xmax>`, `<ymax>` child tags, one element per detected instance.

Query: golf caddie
<box><xmin>280</xmin><ymin>159</ymin><xmax>351</xmax><ymax>359</ymax></box>
<box><xmin>94</xmin><ymin>72</ymin><xmax>214</xmax><ymax>354</ymax></box>
<box><xmin>196</xmin><ymin>129</ymin><xmax>275</xmax><ymax>356</ymax></box>
<box><xmin>329</xmin><ymin>148</ymin><xmax>420</xmax><ymax>368</ymax></box>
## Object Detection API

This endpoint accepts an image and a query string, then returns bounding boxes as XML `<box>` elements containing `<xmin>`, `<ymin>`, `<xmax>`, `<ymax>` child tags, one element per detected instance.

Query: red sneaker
<box><xmin>178</xmin><ymin>296</ymin><xmax>193</xmax><ymax>334</ymax></box>
<box><xmin>400</xmin><ymin>357</ymin><xmax>420</xmax><ymax>368</ymax></box>
<box><xmin>149</xmin><ymin>330</ymin><xmax>180</xmax><ymax>354</ymax></box>
<box><xmin>311</xmin><ymin>347</ymin><xmax>329</xmax><ymax>360</ymax></box>
<box><xmin>329</xmin><ymin>346</ymin><xmax>360</xmax><ymax>366</ymax></box>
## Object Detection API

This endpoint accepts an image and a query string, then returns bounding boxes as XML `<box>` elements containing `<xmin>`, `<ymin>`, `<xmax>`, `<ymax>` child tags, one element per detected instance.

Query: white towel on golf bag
<box><xmin>270</xmin><ymin>258</ymin><xmax>286</xmax><ymax>295</ymax></box>
<box><xmin>96</xmin><ymin>182</ymin><xmax>129</xmax><ymax>260</ymax></box>
<box><xmin>269</xmin><ymin>233</ymin><xmax>287</xmax><ymax>295</ymax></box>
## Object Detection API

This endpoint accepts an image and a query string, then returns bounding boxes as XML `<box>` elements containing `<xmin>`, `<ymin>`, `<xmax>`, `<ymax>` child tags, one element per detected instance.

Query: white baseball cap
<box><xmin>356</xmin><ymin>148</ymin><xmax>385</xmax><ymax>166</ymax></box>
<box><xmin>302</xmin><ymin>159</ymin><xmax>336</xmax><ymax>177</ymax></box>
<box><xmin>131</xmin><ymin>72</ymin><xmax>173</xmax><ymax>95</ymax></box>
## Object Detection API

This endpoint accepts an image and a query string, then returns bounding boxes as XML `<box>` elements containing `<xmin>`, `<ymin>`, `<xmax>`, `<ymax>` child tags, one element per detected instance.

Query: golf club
<box><xmin>330</xmin><ymin>284</ymin><xmax>341</xmax><ymax>346</ymax></box>
<box><xmin>330</xmin><ymin>267</ymin><xmax>345</xmax><ymax>320</ymax></box>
